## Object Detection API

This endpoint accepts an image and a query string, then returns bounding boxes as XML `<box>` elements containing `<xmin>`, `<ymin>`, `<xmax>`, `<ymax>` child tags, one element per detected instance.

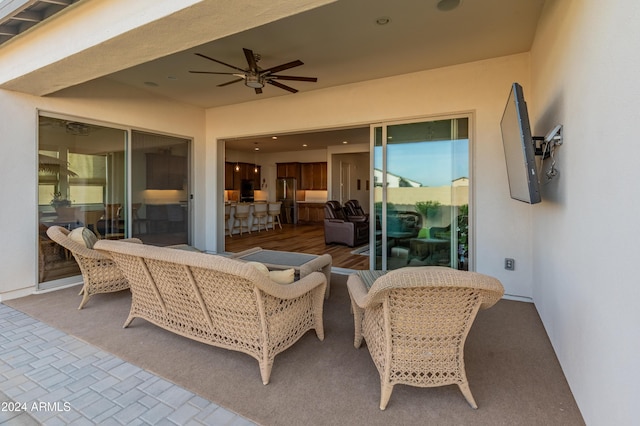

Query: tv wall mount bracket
<box><xmin>533</xmin><ymin>124</ymin><xmax>563</xmax><ymax>159</ymax></box>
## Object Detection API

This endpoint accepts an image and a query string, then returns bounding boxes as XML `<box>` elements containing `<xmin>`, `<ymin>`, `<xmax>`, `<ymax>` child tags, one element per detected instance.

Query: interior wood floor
<box><xmin>224</xmin><ymin>223</ymin><xmax>369</xmax><ymax>270</ymax></box>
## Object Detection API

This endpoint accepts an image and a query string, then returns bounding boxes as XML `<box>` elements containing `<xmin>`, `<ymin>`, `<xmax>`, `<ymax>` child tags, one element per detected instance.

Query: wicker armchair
<box><xmin>347</xmin><ymin>266</ymin><xmax>504</xmax><ymax>410</ymax></box>
<box><xmin>94</xmin><ymin>239</ymin><xmax>327</xmax><ymax>385</ymax></box>
<box><xmin>46</xmin><ymin>225</ymin><xmax>141</xmax><ymax>309</ymax></box>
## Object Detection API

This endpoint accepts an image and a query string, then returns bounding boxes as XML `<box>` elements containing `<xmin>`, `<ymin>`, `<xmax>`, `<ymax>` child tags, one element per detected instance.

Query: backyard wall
<box><xmin>528</xmin><ymin>1</ymin><xmax>640</xmax><ymax>424</ymax></box>
<box><xmin>206</xmin><ymin>53</ymin><xmax>534</xmax><ymax>299</ymax></box>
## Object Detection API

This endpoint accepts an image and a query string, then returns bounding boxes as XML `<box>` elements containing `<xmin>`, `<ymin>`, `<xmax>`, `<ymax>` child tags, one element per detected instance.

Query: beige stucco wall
<box><xmin>529</xmin><ymin>1</ymin><xmax>640</xmax><ymax>424</ymax></box>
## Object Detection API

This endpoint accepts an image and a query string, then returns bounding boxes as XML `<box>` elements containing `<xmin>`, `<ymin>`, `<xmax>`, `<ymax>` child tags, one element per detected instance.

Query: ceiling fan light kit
<box><xmin>245</xmin><ymin>74</ymin><xmax>264</xmax><ymax>89</ymax></box>
<box><xmin>189</xmin><ymin>48</ymin><xmax>317</xmax><ymax>95</ymax></box>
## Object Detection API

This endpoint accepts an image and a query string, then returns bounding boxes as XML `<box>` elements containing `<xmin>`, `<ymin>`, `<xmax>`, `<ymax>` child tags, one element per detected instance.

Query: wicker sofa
<box><xmin>347</xmin><ymin>266</ymin><xmax>504</xmax><ymax>410</ymax></box>
<box><xmin>46</xmin><ymin>225</ymin><xmax>142</xmax><ymax>309</ymax></box>
<box><xmin>94</xmin><ymin>239</ymin><xmax>327</xmax><ymax>385</ymax></box>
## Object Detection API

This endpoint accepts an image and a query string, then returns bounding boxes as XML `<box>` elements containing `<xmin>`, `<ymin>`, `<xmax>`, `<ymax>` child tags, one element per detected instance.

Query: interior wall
<box><xmin>529</xmin><ymin>1</ymin><xmax>640</xmax><ymax>424</ymax></box>
<box><xmin>331</xmin><ymin>152</ymin><xmax>369</xmax><ymax>208</ymax></box>
<box><xmin>206</xmin><ymin>53</ymin><xmax>534</xmax><ymax>298</ymax></box>
<box><xmin>0</xmin><ymin>79</ymin><xmax>205</xmax><ymax>300</ymax></box>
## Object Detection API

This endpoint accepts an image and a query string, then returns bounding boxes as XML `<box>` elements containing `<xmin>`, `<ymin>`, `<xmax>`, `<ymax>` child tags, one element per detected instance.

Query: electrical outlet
<box><xmin>504</xmin><ymin>258</ymin><xmax>515</xmax><ymax>271</ymax></box>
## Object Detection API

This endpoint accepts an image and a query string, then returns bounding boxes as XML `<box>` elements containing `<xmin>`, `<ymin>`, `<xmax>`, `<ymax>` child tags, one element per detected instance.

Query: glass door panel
<box><xmin>130</xmin><ymin>131</ymin><xmax>190</xmax><ymax>246</ymax></box>
<box><xmin>38</xmin><ymin>116</ymin><xmax>127</xmax><ymax>288</ymax></box>
<box><xmin>371</xmin><ymin>117</ymin><xmax>469</xmax><ymax>271</ymax></box>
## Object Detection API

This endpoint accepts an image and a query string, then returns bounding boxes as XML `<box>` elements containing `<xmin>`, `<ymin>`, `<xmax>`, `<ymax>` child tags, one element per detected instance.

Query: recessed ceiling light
<box><xmin>437</xmin><ymin>0</ymin><xmax>461</xmax><ymax>12</ymax></box>
<box><xmin>303</xmin><ymin>144</ymin><xmax>308</xmax><ymax>147</ymax></box>
<box><xmin>342</xmin><ymin>141</ymin><xmax>348</xmax><ymax>144</ymax></box>
<box><xmin>375</xmin><ymin>16</ymin><xmax>391</xmax><ymax>25</ymax></box>
<box><xmin>272</xmin><ymin>136</ymin><xmax>278</xmax><ymax>140</ymax></box>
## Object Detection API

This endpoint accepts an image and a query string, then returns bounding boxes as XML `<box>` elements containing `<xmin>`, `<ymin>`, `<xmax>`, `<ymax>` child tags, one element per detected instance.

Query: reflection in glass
<box><xmin>130</xmin><ymin>131</ymin><xmax>190</xmax><ymax>246</ymax></box>
<box><xmin>372</xmin><ymin>118</ymin><xmax>469</xmax><ymax>271</ymax></box>
<box><xmin>38</xmin><ymin>116</ymin><xmax>126</xmax><ymax>287</ymax></box>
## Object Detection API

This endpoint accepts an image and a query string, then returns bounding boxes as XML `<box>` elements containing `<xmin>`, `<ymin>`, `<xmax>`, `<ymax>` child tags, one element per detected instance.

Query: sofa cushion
<box><xmin>269</xmin><ymin>269</ymin><xmax>295</xmax><ymax>284</ymax></box>
<box><xmin>247</xmin><ymin>261</ymin><xmax>270</xmax><ymax>277</ymax></box>
<box><xmin>247</xmin><ymin>261</ymin><xmax>295</xmax><ymax>284</ymax></box>
<box><xmin>68</xmin><ymin>227</ymin><xmax>98</xmax><ymax>249</ymax></box>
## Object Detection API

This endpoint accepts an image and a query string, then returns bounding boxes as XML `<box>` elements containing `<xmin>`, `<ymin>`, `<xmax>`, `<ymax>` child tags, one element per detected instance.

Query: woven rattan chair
<box><xmin>46</xmin><ymin>225</ymin><xmax>141</xmax><ymax>309</ymax></box>
<box><xmin>347</xmin><ymin>266</ymin><xmax>504</xmax><ymax>410</ymax></box>
<box><xmin>94</xmin><ymin>239</ymin><xmax>327</xmax><ymax>385</ymax></box>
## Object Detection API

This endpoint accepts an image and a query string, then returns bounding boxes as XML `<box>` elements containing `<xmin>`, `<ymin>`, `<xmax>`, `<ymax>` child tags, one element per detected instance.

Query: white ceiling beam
<box><xmin>0</xmin><ymin>25</ymin><xmax>19</xmax><ymax>36</ymax></box>
<box><xmin>10</xmin><ymin>10</ymin><xmax>43</xmax><ymax>23</ymax></box>
<box><xmin>40</xmin><ymin>0</ymin><xmax>73</xmax><ymax>5</ymax></box>
<box><xmin>0</xmin><ymin>0</ymin><xmax>38</xmax><ymax>25</ymax></box>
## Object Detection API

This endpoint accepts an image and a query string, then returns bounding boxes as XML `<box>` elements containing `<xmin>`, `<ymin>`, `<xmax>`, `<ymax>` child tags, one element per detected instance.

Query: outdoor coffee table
<box><xmin>230</xmin><ymin>247</ymin><xmax>332</xmax><ymax>299</ymax></box>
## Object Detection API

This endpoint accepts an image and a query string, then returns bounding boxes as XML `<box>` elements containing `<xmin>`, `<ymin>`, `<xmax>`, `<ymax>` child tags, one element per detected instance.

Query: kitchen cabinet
<box><xmin>298</xmin><ymin>203</ymin><xmax>326</xmax><ymax>224</ymax></box>
<box><xmin>300</xmin><ymin>162</ymin><xmax>327</xmax><ymax>190</ymax></box>
<box><xmin>277</xmin><ymin>162</ymin><xmax>300</xmax><ymax>179</ymax></box>
<box><xmin>146</xmin><ymin>154</ymin><xmax>187</xmax><ymax>190</ymax></box>
<box><xmin>225</xmin><ymin>162</ymin><xmax>235</xmax><ymax>190</ymax></box>
<box><xmin>226</xmin><ymin>162</ymin><xmax>261</xmax><ymax>191</ymax></box>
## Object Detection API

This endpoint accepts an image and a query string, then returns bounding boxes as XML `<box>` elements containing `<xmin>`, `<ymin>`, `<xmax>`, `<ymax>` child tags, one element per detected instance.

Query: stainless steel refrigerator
<box><xmin>276</xmin><ymin>177</ymin><xmax>297</xmax><ymax>224</ymax></box>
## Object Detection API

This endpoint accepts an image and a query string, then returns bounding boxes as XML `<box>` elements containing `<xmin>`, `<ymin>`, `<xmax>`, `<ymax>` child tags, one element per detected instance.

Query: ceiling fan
<box><xmin>189</xmin><ymin>48</ymin><xmax>318</xmax><ymax>94</ymax></box>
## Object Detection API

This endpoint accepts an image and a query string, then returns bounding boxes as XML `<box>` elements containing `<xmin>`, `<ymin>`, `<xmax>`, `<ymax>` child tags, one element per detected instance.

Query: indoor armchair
<box><xmin>324</xmin><ymin>200</ymin><xmax>368</xmax><ymax>247</ymax></box>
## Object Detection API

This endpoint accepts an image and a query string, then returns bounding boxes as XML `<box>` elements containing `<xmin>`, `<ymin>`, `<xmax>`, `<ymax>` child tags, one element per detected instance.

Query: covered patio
<box><xmin>2</xmin><ymin>274</ymin><xmax>583</xmax><ymax>425</ymax></box>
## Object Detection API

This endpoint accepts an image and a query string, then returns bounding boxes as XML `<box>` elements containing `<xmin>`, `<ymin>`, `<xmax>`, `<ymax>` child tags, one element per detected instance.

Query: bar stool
<box><xmin>232</xmin><ymin>203</ymin><xmax>251</xmax><ymax>235</ymax></box>
<box><xmin>224</xmin><ymin>204</ymin><xmax>233</xmax><ymax>237</ymax></box>
<box><xmin>267</xmin><ymin>202</ymin><xmax>283</xmax><ymax>230</ymax></box>
<box><xmin>252</xmin><ymin>202</ymin><xmax>269</xmax><ymax>232</ymax></box>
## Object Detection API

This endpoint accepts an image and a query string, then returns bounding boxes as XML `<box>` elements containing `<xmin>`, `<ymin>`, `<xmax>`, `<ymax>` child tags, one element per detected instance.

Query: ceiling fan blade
<box><xmin>243</xmin><ymin>48</ymin><xmax>259</xmax><ymax>73</ymax></box>
<box><xmin>270</xmin><ymin>75</ymin><xmax>318</xmax><ymax>82</ymax></box>
<box><xmin>194</xmin><ymin>53</ymin><xmax>246</xmax><ymax>72</ymax></box>
<box><xmin>189</xmin><ymin>71</ymin><xmax>241</xmax><ymax>76</ymax></box>
<box><xmin>263</xmin><ymin>60</ymin><xmax>304</xmax><ymax>75</ymax></box>
<box><xmin>267</xmin><ymin>79</ymin><xmax>298</xmax><ymax>93</ymax></box>
<box><xmin>218</xmin><ymin>78</ymin><xmax>245</xmax><ymax>87</ymax></box>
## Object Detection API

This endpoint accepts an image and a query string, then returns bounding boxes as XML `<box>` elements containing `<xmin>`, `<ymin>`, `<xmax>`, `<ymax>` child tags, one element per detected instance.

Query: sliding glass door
<box><xmin>38</xmin><ymin>116</ymin><xmax>127</xmax><ymax>288</ymax></box>
<box><xmin>372</xmin><ymin>116</ymin><xmax>470</xmax><ymax>271</ymax></box>
<box><xmin>130</xmin><ymin>131</ymin><xmax>190</xmax><ymax>246</ymax></box>
<box><xmin>38</xmin><ymin>116</ymin><xmax>191</xmax><ymax>289</ymax></box>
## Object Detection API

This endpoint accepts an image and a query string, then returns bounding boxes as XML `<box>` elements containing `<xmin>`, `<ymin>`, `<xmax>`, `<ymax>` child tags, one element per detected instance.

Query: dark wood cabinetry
<box><xmin>300</xmin><ymin>162</ymin><xmax>327</xmax><ymax>190</ymax></box>
<box><xmin>298</xmin><ymin>203</ymin><xmax>326</xmax><ymax>223</ymax></box>
<box><xmin>146</xmin><ymin>154</ymin><xmax>187</xmax><ymax>190</ymax></box>
<box><xmin>225</xmin><ymin>162</ymin><xmax>235</xmax><ymax>190</ymax></box>
<box><xmin>225</xmin><ymin>162</ymin><xmax>261</xmax><ymax>191</ymax></box>
<box><xmin>277</xmin><ymin>162</ymin><xmax>301</xmax><ymax>179</ymax></box>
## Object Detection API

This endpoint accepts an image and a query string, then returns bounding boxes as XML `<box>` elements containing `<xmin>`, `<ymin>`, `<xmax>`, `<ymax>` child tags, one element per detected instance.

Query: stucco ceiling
<box><xmin>101</xmin><ymin>0</ymin><xmax>544</xmax><ymax>152</ymax></box>
<box><xmin>105</xmin><ymin>0</ymin><xmax>544</xmax><ymax>110</ymax></box>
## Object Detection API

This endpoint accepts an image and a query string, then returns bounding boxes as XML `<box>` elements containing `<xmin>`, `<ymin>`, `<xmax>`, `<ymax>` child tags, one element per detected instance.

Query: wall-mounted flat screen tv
<box><xmin>500</xmin><ymin>82</ymin><xmax>541</xmax><ymax>204</ymax></box>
